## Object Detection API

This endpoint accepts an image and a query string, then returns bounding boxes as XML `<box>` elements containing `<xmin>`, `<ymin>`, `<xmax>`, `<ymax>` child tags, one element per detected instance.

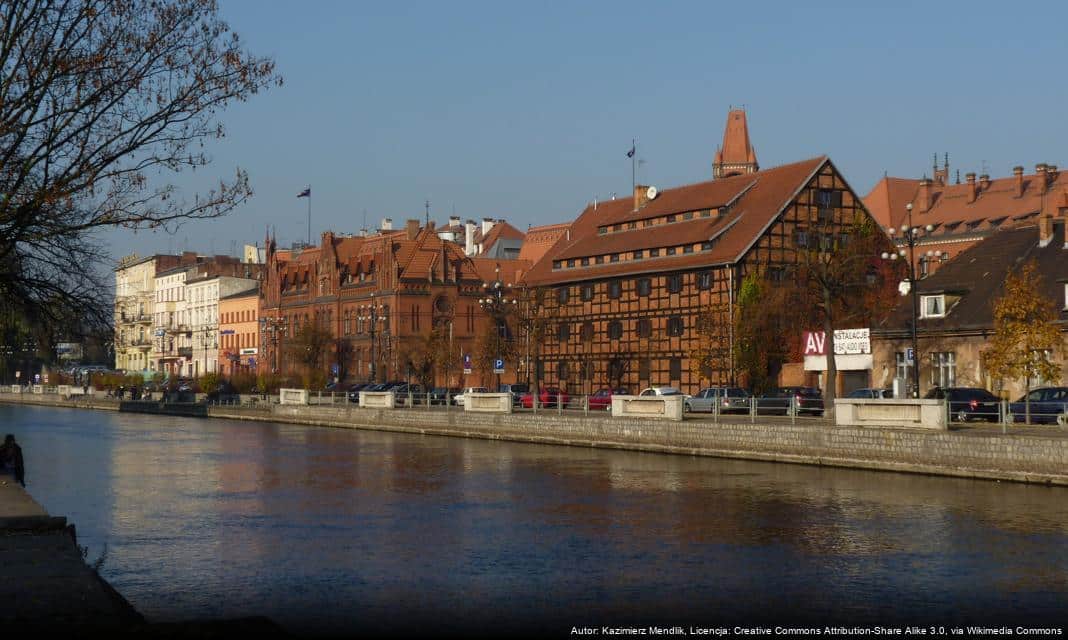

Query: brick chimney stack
<box><xmin>979</xmin><ymin>174</ymin><xmax>990</xmax><ymax>191</ymax></box>
<box><xmin>1039</xmin><ymin>215</ymin><xmax>1054</xmax><ymax>247</ymax></box>
<box><xmin>1014</xmin><ymin>166</ymin><xmax>1025</xmax><ymax>198</ymax></box>
<box><xmin>915</xmin><ymin>177</ymin><xmax>932</xmax><ymax>212</ymax></box>
<box><xmin>633</xmin><ymin>184</ymin><xmax>650</xmax><ymax>211</ymax></box>
<box><xmin>965</xmin><ymin>173</ymin><xmax>976</xmax><ymax>204</ymax></box>
<box><xmin>406</xmin><ymin>218</ymin><xmax>420</xmax><ymax>240</ymax></box>
<box><xmin>1035</xmin><ymin>163</ymin><xmax>1049</xmax><ymax>195</ymax></box>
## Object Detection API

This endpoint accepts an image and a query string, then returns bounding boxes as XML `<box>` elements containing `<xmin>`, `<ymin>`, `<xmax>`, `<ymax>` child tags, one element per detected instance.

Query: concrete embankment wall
<box><xmin>3</xmin><ymin>393</ymin><xmax>1067</xmax><ymax>486</ymax></box>
<box><xmin>212</xmin><ymin>404</ymin><xmax>1068</xmax><ymax>486</ymax></box>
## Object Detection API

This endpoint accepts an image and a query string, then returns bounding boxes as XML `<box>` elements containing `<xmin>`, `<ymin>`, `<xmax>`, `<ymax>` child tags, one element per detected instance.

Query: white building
<box><xmin>185</xmin><ymin>274</ymin><xmax>259</xmax><ymax>376</ymax></box>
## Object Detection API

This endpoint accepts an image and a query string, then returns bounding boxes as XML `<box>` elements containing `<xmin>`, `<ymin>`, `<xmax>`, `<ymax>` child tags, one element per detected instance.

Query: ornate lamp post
<box><xmin>881</xmin><ymin>202</ymin><xmax>934</xmax><ymax>398</ymax></box>
<box><xmin>258</xmin><ymin>315</ymin><xmax>288</xmax><ymax>374</ymax></box>
<box><xmin>357</xmin><ymin>292</ymin><xmax>387</xmax><ymax>383</ymax></box>
<box><xmin>478</xmin><ymin>265</ymin><xmax>517</xmax><ymax>391</ymax></box>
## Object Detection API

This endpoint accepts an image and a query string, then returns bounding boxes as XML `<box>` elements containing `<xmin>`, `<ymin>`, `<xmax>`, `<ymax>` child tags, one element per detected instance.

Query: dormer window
<box><xmin>921</xmin><ymin>294</ymin><xmax>945</xmax><ymax>318</ymax></box>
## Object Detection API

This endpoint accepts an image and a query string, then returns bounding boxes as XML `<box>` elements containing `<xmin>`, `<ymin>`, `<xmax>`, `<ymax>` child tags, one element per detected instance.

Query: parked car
<box><xmin>924</xmin><ymin>387</ymin><xmax>1000</xmax><ymax>422</ymax></box>
<box><xmin>428</xmin><ymin>387</ymin><xmax>458</xmax><ymax>405</ymax></box>
<box><xmin>347</xmin><ymin>383</ymin><xmax>372</xmax><ymax>403</ymax></box>
<box><xmin>588</xmin><ymin>387</ymin><xmax>629</xmax><ymax>411</ymax></box>
<box><xmin>521</xmin><ymin>387</ymin><xmax>570</xmax><ymax>409</ymax></box>
<box><xmin>498</xmin><ymin>383</ymin><xmax>530</xmax><ymax>406</ymax></box>
<box><xmin>1008</xmin><ymin>387</ymin><xmax>1068</xmax><ymax>425</ymax></box>
<box><xmin>391</xmin><ymin>383</ymin><xmax>425</xmax><ymax>406</ymax></box>
<box><xmin>846</xmin><ymin>388</ymin><xmax>894</xmax><ymax>399</ymax></box>
<box><xmin>454</xmin><ymin>387</ymin><xmax>489</xmax><ymax>407</ymax></box>
<box><xmin>204</xmin><ymin>380</ymin><xmax>238</xmax><ymax>403</ymax></box>
<box><xmin>757</xmin><ymin>387</ymin><xmax>824</xmax><ymax>416</ymax></box>
<box><xmin>638</xmin><ymin>387</ymin><xmax>692</xmax><ymax>412</ymax></box>
<box><xmin>689</xmin><ymin>387</ymin><xmax>751</xmax><ymax>413</ymax></box>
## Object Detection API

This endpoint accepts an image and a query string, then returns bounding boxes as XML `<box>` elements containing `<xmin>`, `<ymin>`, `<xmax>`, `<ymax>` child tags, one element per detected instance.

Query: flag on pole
<box><xmin>626</xmin><ymin>145</ymin><xmax>635</xmax><ymax>158</ymax></box>
<box><xmin>297</xmin><ymin>187</ymin><xmax>311</xmax><ymax>198</ymax></box>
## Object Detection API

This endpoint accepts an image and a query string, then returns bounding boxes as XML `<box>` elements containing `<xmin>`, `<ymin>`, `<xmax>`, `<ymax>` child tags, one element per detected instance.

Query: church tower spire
<box><xmin>713</xmin><ymin>108</ymin><xmax>759</xmax><ymax>179</ymax></box>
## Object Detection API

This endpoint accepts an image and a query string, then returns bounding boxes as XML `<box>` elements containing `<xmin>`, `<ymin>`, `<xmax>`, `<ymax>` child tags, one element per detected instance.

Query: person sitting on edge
<box><xmin>0</xmin><ymin>434</ymin><xmax>25</xmax><ymax>487</ymax></box>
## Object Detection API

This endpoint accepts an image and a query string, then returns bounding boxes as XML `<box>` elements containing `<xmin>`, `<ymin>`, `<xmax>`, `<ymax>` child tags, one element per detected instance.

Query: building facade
<box><xmin>522</xmin><ymin>153</ymin><xmax>885</xmax><ymax>395</ymax></box>
<box><xmin>219</xmin><ymin>290</ymin><xmax>261</xmax><ymax>376</ymax></box>
<box><xmin>872</xmin><ymin>219</ymin><xmax>1068</xmax><ymax>400</ymax></box>
<box><xmin>260</xmin><ymin>222</ymin><xmax>529</xmax><ymax>387</ymax></box>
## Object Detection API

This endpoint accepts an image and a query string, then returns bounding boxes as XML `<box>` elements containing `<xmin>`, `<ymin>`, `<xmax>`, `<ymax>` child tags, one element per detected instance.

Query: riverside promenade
<box><xmin>3</xmin><ymin>391</ymin><xmax>1067</xmax><ymax>486</ymax></box>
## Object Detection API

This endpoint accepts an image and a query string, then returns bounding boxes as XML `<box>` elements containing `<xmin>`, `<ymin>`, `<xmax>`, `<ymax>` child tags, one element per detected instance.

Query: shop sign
<box><xmin>802</xmin><ymin>328</ymin><xmax>870</xmax><ymax>356</ymax></box>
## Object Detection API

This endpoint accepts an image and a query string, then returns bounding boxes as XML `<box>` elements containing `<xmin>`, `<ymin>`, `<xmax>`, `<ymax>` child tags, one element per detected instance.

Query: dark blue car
<box><xmin>1009</xmin><ymin>387</ymin><xmax>1068</xmax><ymax>425</ymax></box>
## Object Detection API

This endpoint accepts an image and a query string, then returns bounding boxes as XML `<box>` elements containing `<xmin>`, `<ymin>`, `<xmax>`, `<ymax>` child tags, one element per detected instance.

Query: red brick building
<box><xmin>864</xmin><ymin>157</ymin><xmax>1068</xmax><ymax>278</ymax></box>
<box><xmin>259</xmin><ymin>221</ymin><xmax>528</xmax><ymax>387</ymax></box>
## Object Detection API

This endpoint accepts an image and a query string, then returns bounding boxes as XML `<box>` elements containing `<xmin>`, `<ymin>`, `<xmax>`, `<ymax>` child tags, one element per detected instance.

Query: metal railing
<box><xmin>3</xmin><ymin>385</ymin><xmax>1066</xmax><ymax>430</ymax></box>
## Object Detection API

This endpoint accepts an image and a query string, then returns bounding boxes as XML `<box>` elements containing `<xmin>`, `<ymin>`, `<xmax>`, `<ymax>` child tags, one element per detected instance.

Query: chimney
<box><xmin>979</xmin><ymin>174</ymin><xmax>990</xmax><ymax>191</ymax></box>
<box><xmin>449</xmin><ymin>215</ymin><xmax>460</xmax><ymax>228</ymax></box>
<box><xmin>965</xmin><ymin>173</ymin><xmax>976</xmax><ymax>204</ymax></box>
<box><xmin>1014</xmin><ymin>166</ymin><xmax>1025</xmax><ymax>198</ymax></box>
<box><xmin>1036</xmin><ymin>164</ymin><xmax>1049</xmax><ymax>195</ymax></box>
<box><xmin>1039</xmin><ymin>215</ymin><xmax>1054</xmax><ymax>247</ymax></box>
<box><xmin>481</xmin><ymin>217</ymin><xmax>495</xmax><ymax>237</ymax></box>
<box><xmin>380</xmin><ymin>217</ymin><xmax>393</xmax><ymax>231</ymax></box>
<box><xmin>918</xmin><ymin>177</ymin><xmax>933</xmax><ymax>211</ymax></box>
<box><xmin>633</xmin><ymin>184</ymin><xmax>650</xmax><ymax>211</ymax></box>
<box><xmin>405</xmin><ymin>219</ymin><xmax>420</xmax><ymax>240</ymax></box>
<box><xmin>464</xmin><ymin>220</ymin><xmax>476</xmax><ymax>256</ymax></box>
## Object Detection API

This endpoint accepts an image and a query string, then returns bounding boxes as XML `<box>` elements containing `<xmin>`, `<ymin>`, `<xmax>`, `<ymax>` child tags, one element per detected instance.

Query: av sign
<box><xmin>802</xmin><ymin>328</ymin><xmax>870</xmax><ymax>356</ymax></box>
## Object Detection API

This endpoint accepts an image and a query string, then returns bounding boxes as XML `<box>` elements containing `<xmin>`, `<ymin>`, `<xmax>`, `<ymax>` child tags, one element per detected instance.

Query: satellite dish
<box><xmin>646</xmin><ymin>186</ymin><xmax>658</xmax><ymax>200</ymax></box>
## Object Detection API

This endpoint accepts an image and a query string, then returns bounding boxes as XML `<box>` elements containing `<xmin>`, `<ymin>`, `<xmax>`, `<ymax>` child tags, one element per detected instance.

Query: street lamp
<box><xmin>881</xmin><ymin>202</ymin><xmax>934</xmax><ymax>398</ymax></box>
<box><xmin>357</xmin><ymin>292</ymin><xmax>387</xmax><ymax>383</ymax></box>
<box><xmin>258</xmin><ymin>315</ymin><xmax>288</xmax><ymax>374</ymax></box>
<box><xmin>479</xmin><ymin>265</ymin><xmax>518</xmax><ymax>391</ymax></box>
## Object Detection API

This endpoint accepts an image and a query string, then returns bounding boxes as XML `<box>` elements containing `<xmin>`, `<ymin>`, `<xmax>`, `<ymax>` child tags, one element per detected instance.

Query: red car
<box><xmin>522</xmin><ymin>387</ymin><xmax>571</xmax><ymax>408</ymax></box>
<box><xmin>588</xmin><ymin>387</ymin><xmax>629</xmax><ymax>410</ymax></box>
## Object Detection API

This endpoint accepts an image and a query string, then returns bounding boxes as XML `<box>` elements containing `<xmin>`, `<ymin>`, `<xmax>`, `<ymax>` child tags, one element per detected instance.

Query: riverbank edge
<box><xmin>4</xmin><ymin>394</ymin><xmax>1067</xmax><ymax>487</ymax></box>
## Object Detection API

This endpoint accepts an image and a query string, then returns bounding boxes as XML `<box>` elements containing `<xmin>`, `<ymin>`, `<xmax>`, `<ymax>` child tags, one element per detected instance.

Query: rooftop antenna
<box><xmin>425</xmin><ymin>199</ymin><xmax>430</xmax><ymax>226</ymax></box>
<box><xmin>956</xmin><ymin>169</ymin><xmax>961</xmax><ymax>184</ymax></box>
<box><xmin>361</xmin><ymin>208</ymin><xmax>367</xmax><ymax>235</ymax></box>
<box><xmin>981</xmin><ymin>159</ymin><xmax>989</xmax><ymax>175</ymax></box>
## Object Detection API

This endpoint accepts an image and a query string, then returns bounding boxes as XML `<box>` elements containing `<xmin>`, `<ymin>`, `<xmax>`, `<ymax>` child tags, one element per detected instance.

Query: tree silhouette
<box><xmin>0</xmin><ymin>0</ymin><xmax>280</xmax><ymax>324</ymax></box>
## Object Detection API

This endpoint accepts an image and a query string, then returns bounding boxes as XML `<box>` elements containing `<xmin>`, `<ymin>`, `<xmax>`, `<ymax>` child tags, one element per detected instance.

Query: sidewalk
<box><xmin>0</xmin><ymin>478</ymin><xmax>143</xmax><ymax>630</ymax></box>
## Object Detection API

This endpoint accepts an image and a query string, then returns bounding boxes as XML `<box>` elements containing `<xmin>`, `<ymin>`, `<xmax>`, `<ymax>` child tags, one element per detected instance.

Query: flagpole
<box><xmin>306</xmin><ymin>185</ymin><xmax>311</xmax><ymax>246</ymax></box>
<box><xmin>631</xmin><ymin>138</ymin><xmax>636</xmax><ymax>198</ymax></box>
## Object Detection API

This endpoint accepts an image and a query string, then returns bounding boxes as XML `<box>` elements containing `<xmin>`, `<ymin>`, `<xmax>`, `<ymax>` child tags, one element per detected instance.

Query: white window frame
<box><xmin>931</xmin><ymin>352</ymin><xmax>956</xmax><ymax>388</ymax></box>
<box><xmin>921</xmin><ymin>294</ymin><xmax>946</xmax><ymax>318</ymax></box>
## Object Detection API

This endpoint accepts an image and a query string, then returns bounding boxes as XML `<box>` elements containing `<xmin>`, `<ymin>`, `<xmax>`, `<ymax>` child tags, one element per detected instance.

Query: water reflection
<box><xmin>4</xmin><ymin>404</ymin><xmax>1067</xmax><ymax>634</ymax></box>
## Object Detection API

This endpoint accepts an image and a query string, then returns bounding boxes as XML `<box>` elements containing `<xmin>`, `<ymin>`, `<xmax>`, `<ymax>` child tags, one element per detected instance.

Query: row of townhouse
<box><xmin>114</xmin><ymin>107</ymin><xmax>1066</xmax><ymax>396</ymax></box>
<box><xmin>114</xmin><ymin>252</ymin><xmax>260</xmax><ymax>378</ymax></box>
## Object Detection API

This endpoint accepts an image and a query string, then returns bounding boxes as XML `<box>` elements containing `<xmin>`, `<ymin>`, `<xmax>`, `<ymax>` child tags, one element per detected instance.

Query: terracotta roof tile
<box><xmin>517</xmin><ymin>222</ymin><xmax>571</xmax><ymax>265</ymax></box>
<box><xmin>522</xmin><ymin>156</ymin><xmax>827</xmax><ymax>286</ymax></box>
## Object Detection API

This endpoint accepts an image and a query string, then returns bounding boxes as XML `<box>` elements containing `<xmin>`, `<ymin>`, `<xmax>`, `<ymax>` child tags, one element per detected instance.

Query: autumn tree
<box><xmin>794</xmin><ymin>211</ymin><xmax>899</xmax><ymax>411</ymax></box>
<box><xmin>982</xmin><ymin>260</ymin><xmax>1065</xmax><ymax>422</ymax></box>
<box><xmin>0</xmin><ymin>0</ymin><xmax>280</xmax><ymax>326</ymax></box>
<box><xmin>514</xmin><ymin>286</ymin><xmax>557</xmax><ymax>394</ymax></box>
<box><xmin>397</xmin><ymin>331</ymin><xmax>437</xmax><ymax>390</ymax></box>
<box><xmin>286</xmin><ymin>322</ymin><xmax>333</xmax><ymax>388</ymax></box>
<box><xmin>427</xmin><ymin>324</ymin><xmax>457</xmax><ymax>388</ymax></box>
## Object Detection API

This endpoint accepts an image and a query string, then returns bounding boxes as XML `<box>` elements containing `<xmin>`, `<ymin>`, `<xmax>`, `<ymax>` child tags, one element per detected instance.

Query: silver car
<box><xmin>690</xmin><ymin>387</ymin><xmax>751</xmax><ymax>413</ymax></box>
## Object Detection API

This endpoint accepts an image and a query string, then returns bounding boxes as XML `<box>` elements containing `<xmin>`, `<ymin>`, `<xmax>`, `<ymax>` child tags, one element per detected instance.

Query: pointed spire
<box><xmin>713</xmin><ymin>108</ymin><xmax>759</xmax><ymax>179</ymax></box>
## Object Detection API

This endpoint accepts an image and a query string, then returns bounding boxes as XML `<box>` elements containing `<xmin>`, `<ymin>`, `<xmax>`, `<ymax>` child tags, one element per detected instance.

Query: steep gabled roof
<box><xmin>479</xmin><ymin>221</ymin><xmax>524</xmax><ymax>255</ymax></box>
<box><xmin>863</xmin><ymin>168</ymin><xmax>1068</xmax><ymax>235</ymax></box>
<box><xmin>878</xmin><ymin>224</ymin><xmax>1068</xmax><ymax>333</ymax></box>
<box><xmin>522</xmin><ymin>156</ymin><xmax>828</xmax><ymax>285</ymax></box>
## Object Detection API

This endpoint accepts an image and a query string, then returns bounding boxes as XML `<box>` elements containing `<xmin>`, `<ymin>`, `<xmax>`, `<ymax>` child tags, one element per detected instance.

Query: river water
<box><xmin>4</xmin><ymin>404</ymin><xmax>1067</xmax><ymax>635</ymax></box>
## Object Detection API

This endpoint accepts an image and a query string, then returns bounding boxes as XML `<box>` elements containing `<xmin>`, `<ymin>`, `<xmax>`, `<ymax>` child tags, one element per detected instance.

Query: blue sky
<box><xmin>103</xmin><ymin>0</ymin><xmax>1068</xmax><ymax>259</ymax></box>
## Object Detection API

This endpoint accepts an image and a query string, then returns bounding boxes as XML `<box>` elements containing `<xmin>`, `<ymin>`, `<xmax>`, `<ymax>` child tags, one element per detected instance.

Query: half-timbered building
<box><xmin>522</xmin><ymin>155</ymin><xmax>882</xmax><ymax>394</ymax></box>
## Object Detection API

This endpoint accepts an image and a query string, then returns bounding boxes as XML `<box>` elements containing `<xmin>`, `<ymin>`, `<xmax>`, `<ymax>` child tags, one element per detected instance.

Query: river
<box><xmin>4</xmin><ymin>404</ymin><xmax>1067</xmax><ymax>635</ymax></box>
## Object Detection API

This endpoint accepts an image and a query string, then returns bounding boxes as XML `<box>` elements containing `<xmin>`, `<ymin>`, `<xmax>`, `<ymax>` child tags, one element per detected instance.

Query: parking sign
<box><xmin>493</xmin><ymin>358</ymin><xmax>505</xmax><ymax>374</ymax></box>
<box><xmin>463</xmin><ymin>353</ymin><xmax>472</xmax><ymax>374</ymax></box>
